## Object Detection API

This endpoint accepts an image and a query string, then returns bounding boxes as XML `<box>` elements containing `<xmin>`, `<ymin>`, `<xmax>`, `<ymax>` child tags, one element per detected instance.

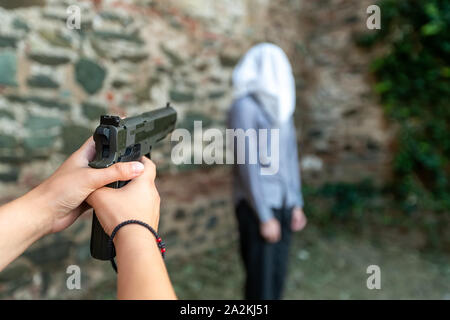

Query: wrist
<box><xmin>112</xmin><ymin>222</ymin><xmax>166</xmax><ymax>267</ymax></box>
<box><xmin>261</xmin><ymin>216</ymin><xmax>276</xmax><ymax>224</ymax></box>
<box><xmin>114</xmin><ymin>224</ymin><xmax>157</xmax><ymax>250</ymax></box>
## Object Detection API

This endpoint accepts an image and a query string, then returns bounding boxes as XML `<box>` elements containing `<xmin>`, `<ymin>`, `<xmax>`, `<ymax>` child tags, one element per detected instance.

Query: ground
<box><xmin>82</xmin><ymin>222</ymin><xmax>450</xmax><ymax>300</ymax></box>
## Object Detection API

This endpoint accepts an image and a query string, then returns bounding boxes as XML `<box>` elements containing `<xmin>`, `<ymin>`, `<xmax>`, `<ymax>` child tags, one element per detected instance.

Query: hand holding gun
<box><xmin>88</xmin><ymin>103</ymin><xmax>177</xmax><ymax>260</ymax></box>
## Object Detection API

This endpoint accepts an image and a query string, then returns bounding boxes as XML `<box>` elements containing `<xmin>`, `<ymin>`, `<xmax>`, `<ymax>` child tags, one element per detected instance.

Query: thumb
<box><xmin>84</xmin><ymin>161</ymin><xmax>145</xmax><ymax>191</ymax></box>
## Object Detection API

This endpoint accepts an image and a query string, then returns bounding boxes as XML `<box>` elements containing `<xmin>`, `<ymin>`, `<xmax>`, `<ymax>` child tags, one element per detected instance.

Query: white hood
<box><xmin>232</xmin><ymin>43</ymin><xmax>296</xmax><ymax>126</ymax></box>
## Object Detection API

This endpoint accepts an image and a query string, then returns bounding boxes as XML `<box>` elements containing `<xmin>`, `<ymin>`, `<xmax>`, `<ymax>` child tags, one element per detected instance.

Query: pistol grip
<box><xmin>90</xmin><ymin>147</ymin><xmax>150</xmax><ymax>261</ymax></box>
<box><xmin>90</xmin><ymin>212</ymin><xmax>112</xmax><ymax>260</ymax></box>
<box><xmin>90</xmin><ymin>180</ymin><xmax>130</xmax><ymax>260</ymax></box>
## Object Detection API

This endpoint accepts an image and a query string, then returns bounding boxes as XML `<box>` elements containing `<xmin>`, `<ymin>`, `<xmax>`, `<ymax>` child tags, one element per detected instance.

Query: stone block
<box><xmin>169</xmin><ymin>90</ymin><xmax>195</xmax><ymax>103</ymax></box>
<box><xmin>206</xmin><ymin>216</ymin><xmax>218</xmax><ymax>229</ymax></box>
<box><xmin>12</xmin><ymin>18</ymin><xmax>29</xmax><ymax>32</ymax></box>
<box><xmin>174</xmin><ymin>209</ymin><xmax>186</xmax><ymax>220</ymax></box>
<box><xmin>208</xmin><ymin>90</ymin><xmax>226</xmax><ymax>100</ymax></box>
<box><xmin>113</xmin><ymin>53</ymin><xmax>149</xmax><ymax>63</ymax></box>
<box><xmin>0</xmin><ymin>166</ymin><xmax>19</xmax><ymax>182</ymax></box>
<box><xmin>28</xmin><ymin>96</ymin><xmax>70</xmax><ymax>110</ymax></box>
<box><xmin>0</xmin><ymin>264</ymin><xmax>32</xmax><ymax>283</ymax></box>
<box><xmin>0</xmin><ymin>35</ymin><xmax>18</xmax><ymax>48</ymax></box>
<box><xmin>27</xmin><ymin>74</ymin><xmax>60</xmax><ymax>89</ymax></box>
<box><xmin>24</xmin><ymin>238</ymin><xmax>72</xmax><ymax>266</ymax></box>
<box><xmin>111</xmin><ymin>79</ymin><xmax>129</xmax><ymax>89</ymax></box>
<box><xmin>219</xmin><ymin>53</ymin><xmax>239</xmax><ymax>68</ymax></box>
<box><xmin>23</xmin><ymin>135</ymin><xmax>57</xmax><ymax>150</ymax></box>
<box><xmin>178</xmin><ymin>111</ymin><xmax>213</xmax><ymax>132</ymax></box>
<box><xmin>38</xmin><ymin>30</ymin><xmax>72</xmax><ymax>48</ymax></box>
<box><xmin>0</xmin><ymin>51</ymin><xmax>17</xmax><ymax>86</ymax></box>
<box><xmin>0</xmin><ymin>109</ymin><xmax>14</xmax><ymax>119</ymax></box>
<box><xmin>25</xmin><ymin>115</ymin><xmax>62</xmax><ymax>131</ymax></box>
<box><xmin>92</xmin><ymin>31</ymin><xmax>144</xmax><ymax>45</ymax></box>
<box><xmin>75</xmin><ymin>58</ymin><xmax>107</xmax><ymax>95</ymax></box>
<box><xmin>99</xmin><ymin>11</ymin><xmax>133</xmax><ymax>26</ymax></box>
<box><xmin>0</xmin><ymin>135</ymin><xmax>16</xmax><ymax>148</ymax></box>
<box><xmin>82</xmin><ymin>102</ymin><xmax>107</xmax><ymax>120</ymax></box>
<box><xmin>0</xmin><ymin>0</ymin><xmax>44</xmax><ymax>9</ymax></box>
<box><xmin>160</xmin><ymin>44</ymin><xmax>184</xmax><ymax>66</ymax></box>
<box><xmin>29</xmin><ymin>53</ymin><xmax>71</xmax><ymax>66</ymax></box>
<box><xmin>61</xmin><ymin>125</ymin><xmax>92</xmax><ymax>155</ymax></box>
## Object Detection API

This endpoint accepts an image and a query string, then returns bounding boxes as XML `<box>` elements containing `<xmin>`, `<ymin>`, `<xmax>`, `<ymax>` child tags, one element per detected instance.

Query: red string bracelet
<box><xmin>108</xmin><ymin>219</ymin><xmax>166</xmax><ymax>273</ymax></box>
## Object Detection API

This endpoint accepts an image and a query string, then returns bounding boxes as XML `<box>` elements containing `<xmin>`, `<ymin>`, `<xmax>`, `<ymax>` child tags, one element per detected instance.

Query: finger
<box><xmin>266</xmin><ymin>232</ymin><xmax>276</xmax><ymax>243</ymax></box>
<box><xmin>140</xmin><ymin>156</ymin><xmax>157</xmax><ymax>180</ymax></box>
<box><xmin>128</xmin><ymin>156</ymin><xmax>156</xmax><ymax>184</ymax></box>
<box><xmin>269</xmin><ymin>235</ymin><xmax>275</xmax><ymax>243</ymax></box>
<box><xmin>300</xmin><ymin>216</ymin><xmax>307</xmax><ymax>229</ymax></box>
<box><xmin>72</xmin><ymin>202</ymin><xmax>91</xmax><ymax>217</ymax></box>
<box><xmin>275</xmin><ymin>226</ymin><xmax>281</xmax><ymax>242</ymax></box>
<box><xmin>82</xmin><ymin>138</ymin><xmax>97</xmax><ymax>163</ymax></box>
<box><xmin>86</xmin><ymin>186</ymin><xmax>112</xmax><ymax>207</ymax></box>
<box><xmin>71</xmin><ymin>136</ymin><xmax>96</xmax><ymax>166</ymax></box>
<box><xmin>84</xmin><ymin>161</ymin><xmax>145</xmax><ymax>191</ymax></box>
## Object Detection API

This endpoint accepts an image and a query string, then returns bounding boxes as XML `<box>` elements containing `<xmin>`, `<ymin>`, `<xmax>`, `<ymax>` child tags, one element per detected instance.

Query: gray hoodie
<box><xmin>228</xmin><ymin>95</ymin><xmax>304</xmax><ymax>222</ymax></box>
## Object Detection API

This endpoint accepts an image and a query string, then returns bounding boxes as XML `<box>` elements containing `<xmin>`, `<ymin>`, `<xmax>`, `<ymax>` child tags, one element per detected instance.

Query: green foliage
<box><xmin>302</xmin><ymin>180</ymin><xmax>450</xmax><ymax>250</ymax></box>
<box><xmin>303</xmin><ymin>180</ymin><xmax>384</xmax><ymax>226</ymax></box>
<box><xmin>359</xmin><ymin>0</ymin><xmax>450</xmax><ymax>212</ymax></box>
<box><xmin>318</xmin><ymin>180</ymin><xmax>378</xmax><ymax>219</ymax></box>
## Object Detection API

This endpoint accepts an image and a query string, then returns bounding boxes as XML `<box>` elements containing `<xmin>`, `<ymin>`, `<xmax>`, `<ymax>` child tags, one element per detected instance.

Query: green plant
<box><xmin>302</xmin><ymin>180</ymin><xmax>386</xmax><ymax>227</ymax></box>
<box><xmin>358</xmin><ymin>0</ymin><xmax>450</xmax><ymax>212</ymax></box>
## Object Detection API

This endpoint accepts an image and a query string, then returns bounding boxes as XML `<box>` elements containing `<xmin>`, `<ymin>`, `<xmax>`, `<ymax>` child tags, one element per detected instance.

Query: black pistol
<box><xmin>89</xmin><ymin>103</ymin><xmax>177</xmax><ymax>260</ymax></box>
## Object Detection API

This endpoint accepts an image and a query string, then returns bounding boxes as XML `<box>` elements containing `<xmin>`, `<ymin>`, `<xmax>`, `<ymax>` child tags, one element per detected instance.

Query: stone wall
<box><xmin>0</xmin><ymin>0</ymin><xmax>393</xmax><ymax>298</ymax></box>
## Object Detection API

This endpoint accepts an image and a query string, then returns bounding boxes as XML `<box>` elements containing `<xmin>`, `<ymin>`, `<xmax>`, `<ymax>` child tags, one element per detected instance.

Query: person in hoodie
<box><xmin>228</xmin><ymin>43</ymin><xmax>307</xmax><ymax>300</ymax></box>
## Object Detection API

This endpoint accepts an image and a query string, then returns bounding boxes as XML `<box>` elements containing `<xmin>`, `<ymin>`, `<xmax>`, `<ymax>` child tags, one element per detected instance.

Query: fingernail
<box><xmin>132</xmin><ymin>162</ymin><xmax>145</xmax><ymax>174</ymax></box>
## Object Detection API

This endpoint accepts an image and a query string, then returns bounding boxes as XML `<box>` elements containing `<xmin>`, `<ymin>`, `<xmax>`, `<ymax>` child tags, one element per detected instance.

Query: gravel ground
<box><xmin>81</xmin><ymin>222</ymin><xmax>450</xmax><ymax>300</ymax></box>
<box><xmin>165</xmin><ymin>224</ymin><xmax>450</xmax><ymax>300</ymax></box>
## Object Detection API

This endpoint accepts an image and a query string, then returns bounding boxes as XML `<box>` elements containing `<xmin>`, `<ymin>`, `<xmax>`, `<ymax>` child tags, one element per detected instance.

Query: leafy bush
<box><xmin>302</xmin><ymin>180</ymin><xmax>385</xmax><ymax>226</ymax></box>
<box><xmin>358</xmin><ymin>0</ymin><xmax>450</xmax><ymax>212</ymax></box>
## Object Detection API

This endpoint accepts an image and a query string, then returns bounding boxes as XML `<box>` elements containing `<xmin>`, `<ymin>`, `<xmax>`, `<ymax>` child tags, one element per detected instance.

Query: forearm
<box><xmin>0</xmin><ymin>189</ymin><xmax>51</xmax><ymax>271</ymax></box>
<box><xmin>114</xmin><ymin>225</ymin><xmax>176</xmax><ymax>300</ymax></box>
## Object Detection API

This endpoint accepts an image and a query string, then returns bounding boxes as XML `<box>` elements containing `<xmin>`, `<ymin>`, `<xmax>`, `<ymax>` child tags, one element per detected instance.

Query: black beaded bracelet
<box><xmin>108</xmin><ymin>219</ymin><xmax>166</xmax><ymax>273</ymax></box>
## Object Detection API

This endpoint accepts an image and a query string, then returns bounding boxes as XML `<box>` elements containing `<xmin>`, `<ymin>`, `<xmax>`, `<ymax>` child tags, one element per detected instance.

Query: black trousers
<box><xmin>235</xmin><ymin>200</ymin><xmax>293</xmax><ymax>300</ymax></box>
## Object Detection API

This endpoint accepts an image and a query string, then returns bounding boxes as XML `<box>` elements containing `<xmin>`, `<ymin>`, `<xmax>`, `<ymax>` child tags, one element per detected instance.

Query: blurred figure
<box><xmin>228</xmin><ymin>43</ymin><xmax>307</xmax><ymax>300</ymax></box>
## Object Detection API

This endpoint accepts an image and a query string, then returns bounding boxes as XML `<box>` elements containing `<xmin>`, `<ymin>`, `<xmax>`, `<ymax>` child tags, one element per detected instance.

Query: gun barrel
<box><xmin>122</xmin><ymin>105</ymin><xmax>177</xmax><ymax>128</ymax></box>
<box><xmin>89</xmin><ymin>105</ymin><xmax>177</xmax><ymax>169</ymax></box>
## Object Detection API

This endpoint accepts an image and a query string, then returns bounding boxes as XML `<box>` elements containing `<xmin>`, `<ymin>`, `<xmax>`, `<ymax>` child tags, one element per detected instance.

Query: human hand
<box><xmin>86</xmin><ymin>156</ymin><xmax>160</xmax><ymax>236</ymax></box>
<box><xmin>260</xmin><ymin>217</ymin><xmax>281</xmax><ymax>243</ymax></box>
<box><xmin>30</xmin><ymin>137</ymin><xmax>145</xmax><ymax>234</ymax></box>
<box><xmin>291</xmin><ymin>207</ymin><xmax>307</xmax><ymax>232</ymax></box>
